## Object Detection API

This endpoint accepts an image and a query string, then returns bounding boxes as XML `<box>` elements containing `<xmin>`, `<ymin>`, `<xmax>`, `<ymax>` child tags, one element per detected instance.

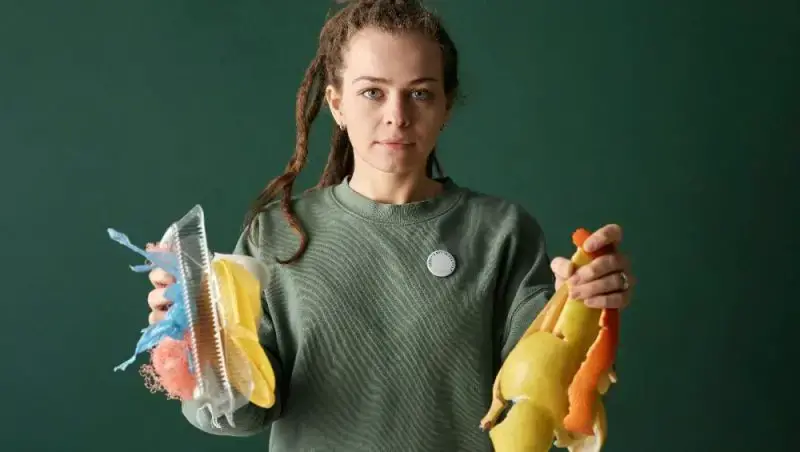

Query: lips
<box><xmin>378</xmin><ymin>138</ymin><xmax>413</xmax><ymax>145</ymax></box>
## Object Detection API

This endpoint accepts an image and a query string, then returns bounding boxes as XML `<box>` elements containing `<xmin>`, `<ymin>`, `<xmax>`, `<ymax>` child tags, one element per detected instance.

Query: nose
<box><xmin>384</xmin><ymin>94</ymin><xmax>411</xmax><ymax>128</ymax></box>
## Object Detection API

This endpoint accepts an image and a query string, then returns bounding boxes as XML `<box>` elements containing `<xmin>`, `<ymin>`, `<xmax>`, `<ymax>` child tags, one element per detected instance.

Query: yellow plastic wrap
<box><xmin>212</xmin><ymin>256</ymin><xmax>276</xmax><ymax>409</ymax></box>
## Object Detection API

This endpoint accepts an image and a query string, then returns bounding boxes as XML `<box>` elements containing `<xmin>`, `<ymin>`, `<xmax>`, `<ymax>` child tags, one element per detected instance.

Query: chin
<box><xmin>356</xmin><ymin>148</ymin><xmax>428</xmax><ymax>175</ymax></box>
<box><xmin>369</xmin><ymin>158</ymin><xmax>426</xmax><ymax>175</ymax></box>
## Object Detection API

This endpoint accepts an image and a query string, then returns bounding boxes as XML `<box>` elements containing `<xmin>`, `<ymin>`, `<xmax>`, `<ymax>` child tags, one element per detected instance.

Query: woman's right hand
<box><xmin>145</xmin><ymin>243</ymin><xmax>176</xmax><ymax>325</ymax></box>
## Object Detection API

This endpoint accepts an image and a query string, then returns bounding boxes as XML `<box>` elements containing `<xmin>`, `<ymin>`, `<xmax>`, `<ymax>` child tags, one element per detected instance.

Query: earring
<box><xmin>339</xmin><ymin>123</ymin><xmax>346</xmax><ymax>131</ymax></box>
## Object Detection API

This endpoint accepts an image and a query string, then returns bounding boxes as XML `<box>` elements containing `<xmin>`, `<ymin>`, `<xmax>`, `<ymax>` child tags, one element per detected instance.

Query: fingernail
<box><xmin>583</xmin><ymin>238</ymin><xmax>596</xmax><ymax>252</ymax></box>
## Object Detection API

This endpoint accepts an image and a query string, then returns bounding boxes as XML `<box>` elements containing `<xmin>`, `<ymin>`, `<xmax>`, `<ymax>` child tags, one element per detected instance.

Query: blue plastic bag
<box><xmin>107</xmin><ymin>228</ymin><xmax>192</xmax><ymax>372</ymax></box>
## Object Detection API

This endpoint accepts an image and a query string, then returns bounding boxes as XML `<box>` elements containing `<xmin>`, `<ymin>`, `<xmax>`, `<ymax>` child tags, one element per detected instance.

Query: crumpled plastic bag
<box><xmin>107</xmin><ymin>228</ymin><xmax>192</xmax><ymax>373</ymax></box>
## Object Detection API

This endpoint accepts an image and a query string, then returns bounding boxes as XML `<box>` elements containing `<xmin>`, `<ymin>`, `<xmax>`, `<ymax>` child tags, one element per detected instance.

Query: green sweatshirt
<box><xmin>181</xmin><ymin>176</ymin><xmax>555</xmax><ymax>451</ymax></box>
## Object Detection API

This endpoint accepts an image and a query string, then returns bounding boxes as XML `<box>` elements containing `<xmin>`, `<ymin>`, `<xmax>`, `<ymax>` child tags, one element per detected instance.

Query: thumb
<box><xmin>550</xmin><ymin>257</ymin><xmax>574</xmax><ymax>289</ymax></box>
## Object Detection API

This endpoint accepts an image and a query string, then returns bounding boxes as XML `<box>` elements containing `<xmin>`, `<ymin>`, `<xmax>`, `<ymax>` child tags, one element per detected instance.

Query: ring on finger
<box><xmin>620</xmin><ymin>271</ymin><xmax>630</xmax><ymax>291</ymax></box>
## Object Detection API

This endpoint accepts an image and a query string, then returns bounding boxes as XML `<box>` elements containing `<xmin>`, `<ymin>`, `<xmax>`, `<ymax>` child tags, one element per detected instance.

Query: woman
<box><xmin>146</xmin><ymin>1</ymin><xmax>635</xmax><ymax>450</ymax></box>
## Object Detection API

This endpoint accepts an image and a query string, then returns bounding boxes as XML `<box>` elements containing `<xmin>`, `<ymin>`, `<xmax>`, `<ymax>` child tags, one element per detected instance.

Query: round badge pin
<box><xmin>427</xmin><ymin>250</ymin><xmax>456</xmax><ymax>277</ymax></box>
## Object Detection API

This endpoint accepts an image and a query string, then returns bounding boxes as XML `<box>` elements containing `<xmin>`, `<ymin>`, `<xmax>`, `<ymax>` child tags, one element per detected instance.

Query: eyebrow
<box><xmin>352</xmin><ymin>76</ymin><xmax>439</xmax><ymax>85</ymax></box>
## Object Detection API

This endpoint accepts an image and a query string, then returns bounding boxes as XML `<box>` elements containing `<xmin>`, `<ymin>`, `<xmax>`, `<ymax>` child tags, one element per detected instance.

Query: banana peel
<box><xmin>479</xmin><ymin>228</ymin><xmax>621</xmax><ymax>452</ymax></box>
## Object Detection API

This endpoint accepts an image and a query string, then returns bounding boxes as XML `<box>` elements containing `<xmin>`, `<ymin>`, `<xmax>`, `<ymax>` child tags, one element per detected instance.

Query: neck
<box><xmin>348</xmin><ymin>168</ymin><xmax>441</xmax><ymax>205</ymax></box>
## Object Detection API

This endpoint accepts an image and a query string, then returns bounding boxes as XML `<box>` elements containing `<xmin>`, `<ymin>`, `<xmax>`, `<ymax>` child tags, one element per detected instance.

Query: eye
<box><xmin>411</xmin><ymin>90</ymin><xmax>432</xmax><ymax>101</ymax></box>
<box><xmin>360</xmin><ymin>88</ymin><xmax>382</xmax><ymax>100</ymax></box>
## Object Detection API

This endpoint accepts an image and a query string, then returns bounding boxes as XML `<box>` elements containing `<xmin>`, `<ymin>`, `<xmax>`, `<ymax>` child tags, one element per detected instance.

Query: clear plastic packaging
<box><xmin>109</xmin><ymin>205</ymin><xmax>261</xmax><ymax>428</ymax></box>
<box><xmin>167</xmin><ymin>205</ymin><xmax>252</xmax><ymax>428</ymax></box>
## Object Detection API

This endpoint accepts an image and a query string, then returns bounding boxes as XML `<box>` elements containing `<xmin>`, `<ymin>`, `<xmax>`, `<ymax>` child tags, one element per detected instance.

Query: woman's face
<box><xmin>326</xmin><ymin>27</ymin><xmax>451</xmax><ymax>177</ymax></box>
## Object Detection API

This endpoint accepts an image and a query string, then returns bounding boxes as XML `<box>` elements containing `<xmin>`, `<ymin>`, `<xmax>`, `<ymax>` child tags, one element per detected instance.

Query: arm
<box><xmin>180</xmin><ymin>226</ymin><xmax>285</xmax><ymax>436</ymax></box>
<box><xmin>494</xmin><ymin>209</ymin><xmax>556</xmax><ymax>364</ymax></box>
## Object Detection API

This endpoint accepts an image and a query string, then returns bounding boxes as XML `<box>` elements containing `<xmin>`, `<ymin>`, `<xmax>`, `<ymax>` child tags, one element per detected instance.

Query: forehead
<box><xmin>341</xmin><ymin>27</ymin><xmax>442</xmax><ymax>83</ymax></box>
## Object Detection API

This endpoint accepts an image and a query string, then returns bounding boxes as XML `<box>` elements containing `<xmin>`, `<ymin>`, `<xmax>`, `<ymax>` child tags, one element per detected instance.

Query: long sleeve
<box><xmin>179</xmin><ymin>225</ymin><xmax>285</xmax><ymax>436</ymax></box>
<box><xmin>494</xmin><ymin>210</ymin><xmax>556</xmax><ymax>364</ymax></box>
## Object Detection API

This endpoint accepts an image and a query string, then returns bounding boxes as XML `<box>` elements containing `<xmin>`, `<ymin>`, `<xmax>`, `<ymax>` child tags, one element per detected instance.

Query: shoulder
<box><xmin>452</xmin><ymin>184</ymin><xmax>553</xmax><ymax>292</ymax></box>
<box><xmin>238</xmin><ymin>185</ymin><xmax>336</xmax><ymax>259</ymax></box>
<box><xmin>453</xmin><ymin>182</ymin><xmax>546</xmax><ymax>241</ymax></box>
<box><xmin>256</xmin><ymin>186</ymin><xmax>332</xmax><ymax>228</ymax></box>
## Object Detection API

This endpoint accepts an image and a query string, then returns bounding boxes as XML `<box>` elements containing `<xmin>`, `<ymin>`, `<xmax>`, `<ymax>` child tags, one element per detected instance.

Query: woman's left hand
<box><xmin>550</xmin><ymin>223</ymin><xmax>634</xmax><ymax>309</ymax></box>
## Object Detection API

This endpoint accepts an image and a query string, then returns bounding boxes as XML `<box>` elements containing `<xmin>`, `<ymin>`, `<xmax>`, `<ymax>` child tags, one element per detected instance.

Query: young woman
<box><xmin>146</xmin><ymin>1</ymin><xmax>635</xmax><ymax>450</ymax></box>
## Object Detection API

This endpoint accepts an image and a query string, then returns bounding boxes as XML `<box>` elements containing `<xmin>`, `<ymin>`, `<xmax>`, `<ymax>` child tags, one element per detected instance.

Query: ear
<box><xmin>325</xmin><ymin>84</ymin><xmax>344</xmax><ymax>127</ymax></box>
<box><xmin>443</xmin><ymin>95</ymin><xmax>455</xmax><ymax>124</ymax></box>
<box><xmin>440</xmin><ymin>107</ymin><xmax>452</xmax><ymax>131</ymax></box>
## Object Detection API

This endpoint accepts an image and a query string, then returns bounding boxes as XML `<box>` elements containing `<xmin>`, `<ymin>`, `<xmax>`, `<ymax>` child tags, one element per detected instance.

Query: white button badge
<box><xmin>427</xmin><ymin>250</ymin><xmax>456</xmax><ymax>277</ymax></box>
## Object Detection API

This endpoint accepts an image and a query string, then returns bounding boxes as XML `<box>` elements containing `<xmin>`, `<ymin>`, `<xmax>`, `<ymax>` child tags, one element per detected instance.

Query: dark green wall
<box><xmin>2</xmin><ymin>1</ymin><xmax>796</xmax><ymax>450</ymax></box>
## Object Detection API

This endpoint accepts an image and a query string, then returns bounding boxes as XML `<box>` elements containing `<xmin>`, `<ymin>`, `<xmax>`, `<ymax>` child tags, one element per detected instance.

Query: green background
<box><xmin>2</xmin><ymin>0</ymin><xmax>796</xmax><ymax>450</ymax></box>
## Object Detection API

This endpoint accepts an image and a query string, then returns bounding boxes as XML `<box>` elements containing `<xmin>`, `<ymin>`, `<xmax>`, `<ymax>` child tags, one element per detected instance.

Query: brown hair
<box><xmin>244</xmin><ymin>0</ymin><xmax>460</xmax><ymax>264</ymax></box>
